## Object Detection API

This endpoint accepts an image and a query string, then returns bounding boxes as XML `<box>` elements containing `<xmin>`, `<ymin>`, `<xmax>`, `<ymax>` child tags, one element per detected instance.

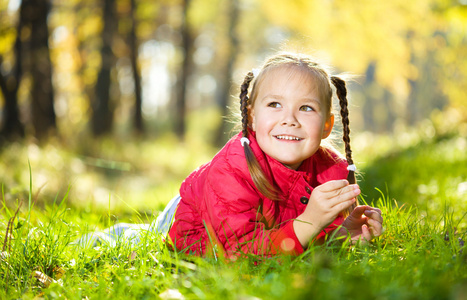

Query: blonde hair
<box><xmin>239</xmin><ymin>53</ymin><xmax>357</xmax><ymax>212</ymax></box>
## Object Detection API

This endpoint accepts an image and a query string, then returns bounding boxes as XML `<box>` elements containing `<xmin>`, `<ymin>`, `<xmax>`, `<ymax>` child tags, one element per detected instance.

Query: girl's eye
<box><xmin>300</xmin><ymin>105</ymin><xmax>314</xmax><ymax>112</ymax></box>
<box><xmin>267</xmin><ymin>102</ymin><xmax>282</xmax><ymax>108</ymax></box>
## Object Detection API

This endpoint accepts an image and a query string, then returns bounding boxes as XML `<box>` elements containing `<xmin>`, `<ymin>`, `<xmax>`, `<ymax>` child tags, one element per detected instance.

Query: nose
<box><xmin>280</xmin><ymin>110</ymin><xmax>299</xmax><ymax>127</ymax></box>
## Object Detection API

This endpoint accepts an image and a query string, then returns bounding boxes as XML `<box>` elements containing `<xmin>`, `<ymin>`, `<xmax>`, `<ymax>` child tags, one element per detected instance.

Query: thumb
<box><xmin>350</xmin><ymin>205</ymin><xmax>367</xmax><ymax>217</ymax></box>
<box><xmin>361</xmin><ymin>224</ymin><xmax>371</xmax><ymax>242</ymax></box>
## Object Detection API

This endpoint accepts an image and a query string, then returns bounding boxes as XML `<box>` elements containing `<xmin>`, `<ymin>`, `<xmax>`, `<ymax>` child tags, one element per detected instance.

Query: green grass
<box><xmin>1</xmin><ymin>128</ymin><xmax>467</xmax><ymax>299</ymax></box>
<box><xmin>0</xmin><ymin>188</ymin><xmax>465</xmax><ymax>299</ymax></box>
<box><xmin>358</xmin><ymin>133</ymin><xmax>467</xmax><ymax>228</ymax></box>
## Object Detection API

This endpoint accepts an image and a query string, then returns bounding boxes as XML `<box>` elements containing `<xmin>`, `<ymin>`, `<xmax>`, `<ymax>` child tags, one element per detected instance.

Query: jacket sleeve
<box><xmin>205</xmin><ymin>156</ymin><xmax>304</xmax><ymax>257</ymax></box>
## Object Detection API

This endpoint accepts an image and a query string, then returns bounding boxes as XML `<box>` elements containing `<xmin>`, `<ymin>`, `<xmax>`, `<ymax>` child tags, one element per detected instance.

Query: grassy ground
<box><xmin>1</xmin><ymin>125</ymin><xmax>466</xmax><ymax>299</ymax></box>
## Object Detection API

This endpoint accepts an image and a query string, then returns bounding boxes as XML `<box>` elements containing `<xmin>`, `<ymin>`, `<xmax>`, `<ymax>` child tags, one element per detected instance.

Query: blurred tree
<box><xmin>0</xmin><ymin>0</ymin><xmax>56</xmax><ymax>143</ymax></box>
<box><xmin>382</xmin><ymin>89</ymin><xmax>396</xmax><ymax>132</ymax></box>
<box><xmin>406</xmin><ymin>36</ymin><xmax>420</xmax><ymax>127</ymax></box>
<box><xmin>72</xmin><ymin>0</ymin><xmax>160</xmax><ymax>137</ymax></box>
<box><xmin>362</xmin><ymin>62</ymin><xmax>376</xmax><ymax>130</ymax></box>
<box><xmin>91</xmin><ymin>0</ymin><xmax>117</xmax><ymax>136</ymax></box>
<box><xmin>2</xmin><ymin>0</ymin><xmax>465</xmax><ymax>144</ymax></box>
<box><xmin>129</xmin><ymin>0</ymin><xmax>144</xmax><ymax>134</ymax></box>
<box><xmin>74</xmin><ymin>0</ymin><xmax>97</xmax><ymax>128</ymax></box>
<box><xmin>0</xmin><ymin>5</ymin><xmax>26</xmax><ymax>142</ymax></box>
<box><xmin>174</xmin><ymin>0</ymin><xmax>193</xmax><ymax>139</ymax></box>
<box><xmin>214</xmin><ymin>0</ymin><xmax>240</xmax><ymax>146</ymax></box>
<box><xmin>28</xmin><ymin>0</ymin><xmax>56</xmax><ymax>140</ymax></box>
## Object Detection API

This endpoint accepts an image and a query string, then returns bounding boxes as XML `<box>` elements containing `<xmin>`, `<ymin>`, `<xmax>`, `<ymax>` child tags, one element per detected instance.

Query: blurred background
<box><xmin>0</xmin><ymin>0</ymin><xmax>466</xmax><ymax>220</ymax></box>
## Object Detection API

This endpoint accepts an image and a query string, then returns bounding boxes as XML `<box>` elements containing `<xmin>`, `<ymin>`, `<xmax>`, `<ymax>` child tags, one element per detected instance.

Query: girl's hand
<box><xmin>293</xmin><ymin>180</ymin><xmax>360</xmax><ymax>248</ymax></box>
<box><xmin>339</xmin><ymin>205</ymin><xmax>384</xmax><ymax>244</ymax></box>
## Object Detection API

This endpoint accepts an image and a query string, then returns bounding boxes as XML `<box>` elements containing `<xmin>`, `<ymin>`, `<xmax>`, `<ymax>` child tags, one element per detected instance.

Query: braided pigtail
<box><xmin>239</xmin><ymin>72</ymin><xmax>254</xmax><ymax>138</ymax></box>
<box><xmin>240</xmin><ymin>72</ymin><xmax>279</xmax><ymax>200</ymax></box>
<box><xmin>331</xmin><ymin>76</ymin><xmax>358</xmax><ymax>217</ymax></box>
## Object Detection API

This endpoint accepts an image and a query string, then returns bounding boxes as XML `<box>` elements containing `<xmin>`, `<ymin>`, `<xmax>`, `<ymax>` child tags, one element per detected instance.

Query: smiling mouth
<box><xmin>274</xmin><ymin>135</ymin><xmax>303</xmax><ymax>141</ymax></box>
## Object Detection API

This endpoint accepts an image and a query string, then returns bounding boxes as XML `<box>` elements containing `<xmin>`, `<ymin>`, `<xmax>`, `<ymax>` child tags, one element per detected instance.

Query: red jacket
<box><xmin>168</xmin><ymin>132</ymin><xmax>348</xmax><ymax>258</ymax></box>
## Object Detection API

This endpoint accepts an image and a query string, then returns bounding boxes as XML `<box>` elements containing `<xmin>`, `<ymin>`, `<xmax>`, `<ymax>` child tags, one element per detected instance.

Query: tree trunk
<box><xmin>129</xmin><ymin>0</ymin><xmax>144</xmax><ymax>134</ymax></box>
<box><xmin>0</xmin><ymin>13</ymin><xmax>25</xmax><ymax>142</ymax></box>
<box><xmin>28</xmin><ymin>0</ymin><xmax>56</xmax><ymax>141</ymax></box>
<box><xmin>382</xmin><ymin>89</ymin><xmax>395</xmax><ymax>132</ymax></box>
<box><xmin>91</xmin><ymin>0</ymin><xmax>117</xmax><ymax>136</ymax></box>
<box><xmin>406</xmin><ymin>78</ymin><xmax>418</xmax><ymax>126</ymax></box>
<box><xmin>74</xmin><ymin>0</ymin><xmax>95</xmax><ymax>119</ymax></box>
<box><xmin>0</xmin><ymin>62</ymin><xmax>25</xmax><ymax>141</ymax></box>
<box><xmin>174</xmin><ymin>0</ymin><xmax>193</xmax><ymax>139</ymax></box>
<box><xmin>214</xmin><ymin>0</ymin><xmax>240</xmax><ymax>147</ymax></box>
<box><xmin>405</xmin><ymin>31</ymin><xmax>419</xmax><ymax>127</ymax></box>
<box><xmin>362</xmin><ymin>62</ymin><xmax>376</xmax><ymax>131</ymax></box>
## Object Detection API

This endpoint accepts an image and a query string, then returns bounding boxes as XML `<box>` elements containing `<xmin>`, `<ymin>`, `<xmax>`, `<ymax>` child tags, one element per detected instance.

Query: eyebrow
<box><xmin>261</xmin><ymin>94</ymin><xmax>321</xmax><ymax>104</ymax></box>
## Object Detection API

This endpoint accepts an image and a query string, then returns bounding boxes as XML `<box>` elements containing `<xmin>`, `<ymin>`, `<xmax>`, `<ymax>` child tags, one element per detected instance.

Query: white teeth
<box><xmin>276</xmin><ymin>135</ymin><xmax>301</xmax><ymax>141</ymax></box>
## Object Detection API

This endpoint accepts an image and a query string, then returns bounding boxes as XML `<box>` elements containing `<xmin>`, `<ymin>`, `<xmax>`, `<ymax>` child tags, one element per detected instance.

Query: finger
<box><xmin>364</xmin><ymin>210</ymin><xmax>384</xmax><ymax>223</ymax></box>
<box><xmin>333</xmin><ymin>198</ymin><xmax>356</xmax><ymax>213</ymax></box>
<box><xmin>361</xmin><ymin>224</ymin><xmax>372</xmax><ymax>242</ymax></box>
<box><xmin>329</xmin><ymin>193</ymin><xmax>359</xmax><ymax>209</ymax></box>
<box><xmin>327</xmin><ymin>186</ymin><xmax>360</xmax><ymax>207</ymax></box>
<box><xmin>337</xmin><ymin>184</ymin><xmax>360</xmax><ymax>197</ymax></box>
<box><xmin>317</xmin><ymin>180</ymin><xmax>349</xmax><ymax>192</ymax></box>
<box><xmin>364</xmin><ymin>206</ymin><xmax>382</xmax><ymax>215</ymax></box>
<box><xmin>349</xmin><ymin>205</ymin><xmax>368</xmax><ymax>216</ymax></box>
<box><xmin>368</xmin><ymin>207</ymin><xmax>382</xmax><ymax>215</ymax></box>
<box><xmin>367</xmin><ymin>219</ymin><xmax>383</xmax><ymax>237</ymax></box>
<box><xmin>352</xmin><ymin>224</ymin><xmax>371</xmax><ymax>245</ymax></box>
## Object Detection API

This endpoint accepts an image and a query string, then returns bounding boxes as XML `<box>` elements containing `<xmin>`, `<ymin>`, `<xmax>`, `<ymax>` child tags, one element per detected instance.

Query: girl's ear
<box><xmin>322</xmin><ymin>114</ymin><xmax>334</xmax><ymax>139</ymax></box>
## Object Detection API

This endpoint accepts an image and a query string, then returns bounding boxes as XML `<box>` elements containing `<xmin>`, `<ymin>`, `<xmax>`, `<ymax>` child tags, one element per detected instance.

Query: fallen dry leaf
<box><xmin>32</xmin><ymin>271</ymin><xmax>55</xmax><ymax>287</ymax></box>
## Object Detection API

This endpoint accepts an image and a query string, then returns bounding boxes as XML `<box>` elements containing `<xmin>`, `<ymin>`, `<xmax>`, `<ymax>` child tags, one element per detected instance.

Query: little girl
<box><xmin>167</xmin><ymin>52</ymin><xmax>383</xmax><ymax>257</ymax></box>
<box><xmin>76</xmin><ymin>52</ymin><xmax>383</xmax><ymax>256</ymax></box>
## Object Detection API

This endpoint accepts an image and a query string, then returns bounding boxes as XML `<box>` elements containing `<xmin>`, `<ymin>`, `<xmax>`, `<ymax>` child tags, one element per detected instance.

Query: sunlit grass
<box><xmin>357</xmin><ymin>133</ymin><xmax>467</xmax><ymax>230</ymax></box>
<box><xmin>0</xmin><ymin>178</ymin><xmax>466</xmax><ymax>299</ymax></box>
<box><xmin>0</xmin><ymin>137</ymin><xmax>217</xmax><ymax>220</ymax></box>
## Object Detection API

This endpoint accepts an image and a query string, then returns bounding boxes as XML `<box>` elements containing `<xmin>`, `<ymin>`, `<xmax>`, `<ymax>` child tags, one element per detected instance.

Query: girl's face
<box><xmin>250</xmin><ymin>66</ymin><xmax>334</xmax><ymax>170</ymax></box>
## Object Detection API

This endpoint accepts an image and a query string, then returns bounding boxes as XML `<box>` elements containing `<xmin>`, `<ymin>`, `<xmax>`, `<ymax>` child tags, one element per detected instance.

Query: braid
<box><xmin>239</xmin><ymin>71</ymin><xmax>279</xmax><ymax>200</ymax></box>
<box><xmin>331</xmin><ymin>76</ymin><xmax>357</xmax><ymax>216</ymax></box>
<box><xmin>240</xmin><ymin>72</ymin><xmax>254</xmax><ymax>137</ymax></box>
<box><xmin>331</xmin><ymin>76</ymin><xmax>353</xmax><ymax>167</ymax></box>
